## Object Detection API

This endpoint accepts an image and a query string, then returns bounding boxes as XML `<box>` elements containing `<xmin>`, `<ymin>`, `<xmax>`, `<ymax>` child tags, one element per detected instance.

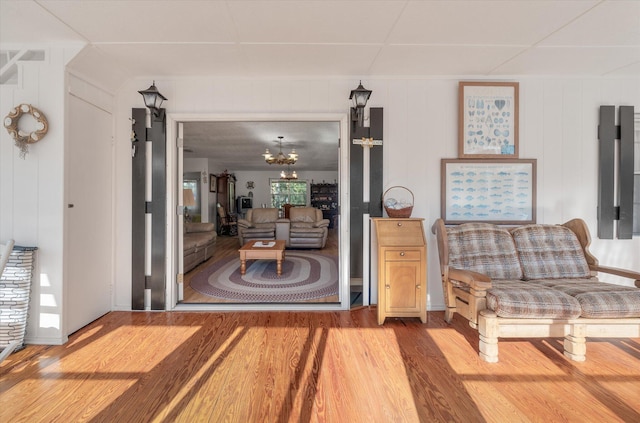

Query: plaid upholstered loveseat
<box><xmin>432</xmin><ymin>218</ymin><xmax>640</xmax><ymax>363</ymax></box>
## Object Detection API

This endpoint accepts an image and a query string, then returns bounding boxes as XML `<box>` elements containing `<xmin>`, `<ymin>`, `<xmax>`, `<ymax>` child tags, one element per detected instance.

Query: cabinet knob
<box><xmin>399</xmin><ymin>251</ymin><xmax>405</xmax><ymax>256</ymax></box>
<box><xmin>386</xmin><ymin>284</ymin><xmax>390</xmax><ymax>289</ymax></box>
<box><xmin>416</xmin><ymin>285</ymin><xmax>421</xmax><ymax>289</ymax></box>
<box><xmin>397</xmin><ymin>222</ymin><xmax>402</xmax><ymax>226</ymax></box>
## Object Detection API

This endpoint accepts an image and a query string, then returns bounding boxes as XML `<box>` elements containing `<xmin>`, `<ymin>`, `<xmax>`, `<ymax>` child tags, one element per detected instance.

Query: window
<box><xmin>270</xmin><ymin>180</ymin><xmax>308</xmax><ymax>209</ymax></box>
<box><xmin>633</xmin><ymin>114</ymin><xmax>640</xmax><ymax>235</ymax></box>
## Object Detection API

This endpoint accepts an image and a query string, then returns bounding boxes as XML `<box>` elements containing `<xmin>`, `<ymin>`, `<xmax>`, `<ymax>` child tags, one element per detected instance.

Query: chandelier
<box><xmin>263</xmin><ymin>136</ymin><xmax>298</xmax><ymax>165</ymax></box>
<box><xmin>280</xmin><ymin>166</ymin><xmax>298</xmax><ymax>180</ymax></box>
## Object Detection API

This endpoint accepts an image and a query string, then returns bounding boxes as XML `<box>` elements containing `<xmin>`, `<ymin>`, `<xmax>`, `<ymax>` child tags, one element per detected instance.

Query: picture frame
<box><xmin>209</xmin><ymin>174</ymin><xmax>217</xmax><ymax>192</ymax></box>
<box><xmin>458</xmin><ymin>81</ymin><xmax>519</xmax><ymax>158</ymax></box>
<box><xmin>441</xmin><ymin>158</ymin><xmax>536</xmax><ymax>224</ymax></box>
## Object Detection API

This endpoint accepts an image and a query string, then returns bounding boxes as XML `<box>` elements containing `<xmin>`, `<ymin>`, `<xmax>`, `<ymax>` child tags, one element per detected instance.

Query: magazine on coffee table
<box><xmin>253</xmin><ymin>241</ymin><xmax>276</xmax><ymax>248</ymax></box>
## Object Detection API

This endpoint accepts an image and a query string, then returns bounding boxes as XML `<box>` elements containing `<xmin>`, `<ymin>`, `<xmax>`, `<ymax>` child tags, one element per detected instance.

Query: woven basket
<box><xmin>382</xmin><ymin>186</ymin><xmax>414</xmax><ymax>218</ymax></box>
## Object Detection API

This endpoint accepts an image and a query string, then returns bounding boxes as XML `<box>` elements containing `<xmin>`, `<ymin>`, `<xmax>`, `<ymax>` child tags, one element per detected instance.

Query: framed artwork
<box><xmin>458</xmin><ymin>81</ymin><xmax>519</xmax><ymax>158</ymax></box>
<box><xmin>441</xmin><ymin>159</ymin><xmax>536</xmax><ymax>224</ymax></box>
<box><xmin>209</xmin><ymin>174</ymin><xmax>217</xmax><ymax>192</ymax></box>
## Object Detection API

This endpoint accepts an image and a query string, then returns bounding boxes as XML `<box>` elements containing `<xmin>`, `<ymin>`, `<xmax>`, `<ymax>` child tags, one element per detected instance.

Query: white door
<box><xmin>65</xmin><ymin>94</ymin><xmax>113</xmax><ymax>334</ymax></box>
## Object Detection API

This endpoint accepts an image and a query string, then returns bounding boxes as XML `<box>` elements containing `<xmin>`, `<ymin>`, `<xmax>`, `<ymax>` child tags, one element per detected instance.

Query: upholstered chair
<box><xmin>288</xmin><ymin>207</ymin><xmax>330</xmax><ymax>249</ymax></box>
<box><xmin>237</xmin><ymin>208</ymin><xmax>289</xmax><ymax>245</ymax></box>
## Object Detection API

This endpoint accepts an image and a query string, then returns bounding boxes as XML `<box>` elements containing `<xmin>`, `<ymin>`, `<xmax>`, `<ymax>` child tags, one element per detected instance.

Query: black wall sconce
<box><xmin>349</xmin><ymin>80</ymin><xmax>372</xmax><ymax>127</ymax></box>
<box><xmin>138</xmin><ymin>81</ymin><xmax>168</xmax><ymax>119</ymax></box>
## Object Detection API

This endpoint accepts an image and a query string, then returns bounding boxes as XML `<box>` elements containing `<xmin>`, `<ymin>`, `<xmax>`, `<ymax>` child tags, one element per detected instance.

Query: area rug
<box><xmin>190</xmin><ymin>251</ymin><xmax>339</xmax><ymax>302</ymax></box>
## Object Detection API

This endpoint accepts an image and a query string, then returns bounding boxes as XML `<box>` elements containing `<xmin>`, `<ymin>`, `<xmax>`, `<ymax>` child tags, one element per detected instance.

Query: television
<box><xmin>237</xmin><ymin>196</ymin><xmax>253</xmax><ymax>215</ymax></box>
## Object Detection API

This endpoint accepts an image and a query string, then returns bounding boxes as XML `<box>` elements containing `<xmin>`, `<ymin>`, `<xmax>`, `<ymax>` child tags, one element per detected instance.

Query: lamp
<box><xmin>349</xmin><ymin>80</ymin><xmax>372</xmax><ymax>127</ymax></box>
<box><xmin>280</xmin><ymin>166</ymin><xmax>298</xmax><ymax>180</ymax></box>
<box><xmin>183</xmin><ymin>188</ymin><xmax>196</xmax><ymax>222</ymax></box>
<box><xmin>138</xmin><ymin>81</ymin><xmax>168</xmax><ymax>118</ymax></box>
<box><xmin>263</xmin><ymin>136</ymin><xmax>298</xmax><ymax>165</ymax></box>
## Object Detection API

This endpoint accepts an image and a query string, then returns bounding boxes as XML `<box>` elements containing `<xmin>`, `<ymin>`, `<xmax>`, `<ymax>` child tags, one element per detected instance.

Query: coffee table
<box><xmin>238</xmin><ymin>240</ymin><xmax>286</xmax><ymax>276</ymax></box>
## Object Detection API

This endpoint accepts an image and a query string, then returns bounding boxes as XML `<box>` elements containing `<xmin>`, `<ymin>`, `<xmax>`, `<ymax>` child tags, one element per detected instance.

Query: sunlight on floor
<box><xmin>153</xmin><ymin>326</ymin><xmax>245</xmax><ymax>422</ymax></box>
<box><xmin>426</xmin><ymin>326</ymin><xmax>640</xmax><ymax>422</ymax></box>
<box><xmin>59</xmin><ymin>325</ymin><xmax>202</xmax><ymax>372</ymax></box>
<box><xmin>3</xmin><ymin>324</ymin><xmax>205</xmax><ymax>421</ymax></box>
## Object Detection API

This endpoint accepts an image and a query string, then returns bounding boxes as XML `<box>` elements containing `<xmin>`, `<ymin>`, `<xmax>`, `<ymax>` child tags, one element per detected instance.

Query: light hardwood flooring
<box><xmin>183</xmin><ymin>227</ymin><xmax>340</xmax><ymax>304</ymax></box>
<box><xmin>1</xmin><ymin>309</ymin><xmax>638</xmax><ymax>422</ymax></box>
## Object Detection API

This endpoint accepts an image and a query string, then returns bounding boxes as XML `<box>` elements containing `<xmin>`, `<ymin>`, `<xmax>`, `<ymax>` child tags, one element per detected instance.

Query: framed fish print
<box><xmin>441</xmin><ymin>158</ymin><xmax>536</xmax><ymax>224</ymax></box>
<box><xmin>458</xmin><ymin>81</ymin><xmax>519</xmax><ymax>158</ymax></box>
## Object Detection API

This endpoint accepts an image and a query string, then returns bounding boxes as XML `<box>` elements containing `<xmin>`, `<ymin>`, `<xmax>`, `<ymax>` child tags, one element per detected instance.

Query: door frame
<box><xmin>165</xmin><ymin>112</ymin><xmax>351</xmax><ymax>311</ymax></box>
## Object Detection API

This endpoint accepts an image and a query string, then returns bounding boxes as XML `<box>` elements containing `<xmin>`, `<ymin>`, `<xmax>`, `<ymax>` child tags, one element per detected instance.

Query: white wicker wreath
<box><xmin>4</xmin><ymin>104</ymin><xmax>49</xmax><ymax>158</ymax></box>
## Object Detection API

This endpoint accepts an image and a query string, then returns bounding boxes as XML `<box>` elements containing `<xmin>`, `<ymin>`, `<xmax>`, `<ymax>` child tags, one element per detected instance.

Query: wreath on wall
<box><xmin>4</xmin><ymin>104</ymin><xmax>49</xmax><ymax>158</ymax></box>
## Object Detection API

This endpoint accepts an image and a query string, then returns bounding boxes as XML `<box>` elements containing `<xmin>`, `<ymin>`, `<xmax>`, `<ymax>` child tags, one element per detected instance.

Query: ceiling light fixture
<box><xmin>263</xmin><ymin>136</ymin><xmax>298</xmax><ymax>165</ymax></box>
<box><xmin>349</xmin><ymin>80</ymin><xmax>372</xmax><ymax>127</ymax></box>
<box><xmin>138</xmin><ymin>81</ymin><xmax>168</xmax><ymax>118</ymax></box>
<box><xmin>280</xmin><ymin>166</ymin><xmax>298</xmax><ymax>180</ymax></box>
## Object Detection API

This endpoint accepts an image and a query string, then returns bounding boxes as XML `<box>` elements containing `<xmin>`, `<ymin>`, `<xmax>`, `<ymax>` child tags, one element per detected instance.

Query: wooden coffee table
<box><xmin>238</xmin><ymin>240</ymin><xmax>286</xmax><ymax>276</ymax></box>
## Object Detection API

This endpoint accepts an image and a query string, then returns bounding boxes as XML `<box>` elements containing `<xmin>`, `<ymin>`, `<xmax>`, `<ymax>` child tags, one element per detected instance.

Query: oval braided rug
<box><xmin>190</xmin><ymin>251</ymin><xmax>339</xmax><ymax>302</ymax></box>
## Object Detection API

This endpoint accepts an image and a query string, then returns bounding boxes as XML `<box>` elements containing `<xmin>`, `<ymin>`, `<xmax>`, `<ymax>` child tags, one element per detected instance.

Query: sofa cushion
<box><xmin>291</xmin><ymin>222</ymin><xmax>314</xmax><ymax>229</ymax></box>
<box><xmin>240</xmin><ymin>227</ymin><xmax>274</xmax><ymax>236</ymax></box>
<box><xmin>290</xmin><ymin>227</ymin><xmax>324</xmax><ymax>238</ymax></box>
<box><xmin>290</xmin><ymin>207</ymin><xmax>318</xmax><ymax>223</ymax></box>
<box><xmin>526</xmin><ymin>278</ymin><xmax>596</xmax><ymax>288</ymax></box>
<box><xmin>250</xmin><ymin>208</ymin><xmax>279</xmax><ymax>224</ymax></box>
<box><xmin>446</xmin><ymin>223</ymin><xmax>523</xmax><ymax>280</ymax></box>
<box><xmin>183</xmin><ymin>238</ymin><xmax>198</xmax><ymax>254</ymax></box>
<box><xmin>486</xmin><ymin>286</ymin><xmax>582</xmax><ymax>319</ymax></box>
<box><xmin>186</xmin><ymin>222</ymin><xmax>215</xmax><ymax>233</ymax></box>
<box><xmin>186</xmin><ymin>231</ymin><xmax>216</xmax><ymax>248</ymax></box>
<box><xmin>574</xmin><ymin>291</ymin><xmax>640</xmax><ymax>318</ymax></box>
<box><xmin>253</xmin><ymin>223</ymin><xmax>275</xmax><ymax>229</ymax></box>
<box><xmin>545</xmin><ymin>282</ymin><xmax>640</xmax><ymax>318</ymax></box>
<box><xmin>512</xmin><ymin>225</ymin><xmax>590</xmax><ymax>280</ymax></box>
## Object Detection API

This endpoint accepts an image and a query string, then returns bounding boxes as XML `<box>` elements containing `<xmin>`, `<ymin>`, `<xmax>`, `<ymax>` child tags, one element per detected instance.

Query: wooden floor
<box><xmin>2</xmin><ymin>310</ymin><xmax>638</xmax><ymax>422</ymax></box>
<box><xmin>183</xmin><ymin>227</ymin><xmax>340</xmax><ymax>304</ymax></box>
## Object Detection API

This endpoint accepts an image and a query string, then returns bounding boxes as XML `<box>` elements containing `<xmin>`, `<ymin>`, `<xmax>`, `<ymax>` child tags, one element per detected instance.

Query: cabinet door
<box><xmin>384</xmin><ymin>261</ymin><xmax>420</xmax><ymax>312</ymax></box>
<box><xmin>217</xmin><ymin>176</ymin><xmax>227</xmax><ymax>195</ymax></box>
<box><xmin>376</xmin><ymin>220</ymin><xmax>425</xmax><ymax>246</ymax></box>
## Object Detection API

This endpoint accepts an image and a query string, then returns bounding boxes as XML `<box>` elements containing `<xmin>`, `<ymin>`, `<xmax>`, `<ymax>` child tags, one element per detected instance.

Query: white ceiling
<box><xmin>1</xmin><ymin>0</ymin><xmax>639</xmax><ymax>79</ymax></box>
<box><xmin>183</xmin><ymin>120</ymin><xmax>340</xmax><ymax>171</ymax></box>
<box><xmin>1</xmin><ymin>0</ymin><xmax>639</xmax><ymax>171</ymax></box>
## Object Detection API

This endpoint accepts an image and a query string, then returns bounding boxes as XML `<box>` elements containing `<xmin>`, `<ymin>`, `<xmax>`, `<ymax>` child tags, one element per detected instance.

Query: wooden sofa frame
<box><xmin>433</xmin><ymin>218</ymin><xmax>640</xmax><ymax>362</ymax></box>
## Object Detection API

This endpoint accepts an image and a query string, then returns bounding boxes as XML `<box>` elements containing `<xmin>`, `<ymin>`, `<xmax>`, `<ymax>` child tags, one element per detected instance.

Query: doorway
<box><xmin>166</xmin><ymin>114</ymin><xmax>351</xmax><ymax>311</ymax></box>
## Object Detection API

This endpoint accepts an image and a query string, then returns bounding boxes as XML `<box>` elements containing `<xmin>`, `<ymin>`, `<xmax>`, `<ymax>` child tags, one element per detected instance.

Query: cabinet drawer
<box><xmin>384</xmin><ymin>249</ymin><xmax>421</xmax><ymax>261</ymax></box>
<box><xmin>375</xmin><ymin>220</ymin><xmax>425</xmax><ymax>246</ymax></box>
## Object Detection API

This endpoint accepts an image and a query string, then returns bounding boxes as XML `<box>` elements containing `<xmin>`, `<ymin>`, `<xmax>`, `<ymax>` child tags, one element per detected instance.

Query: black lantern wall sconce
<box><xmin>349</xmin><ymin>80</ymin><xmax>372</xmax><ymax>128</ymax></box>
<box><xmin>138</xmin><ymin>81</ymin><xmax>168</xmax><ymax>119</ymax></box>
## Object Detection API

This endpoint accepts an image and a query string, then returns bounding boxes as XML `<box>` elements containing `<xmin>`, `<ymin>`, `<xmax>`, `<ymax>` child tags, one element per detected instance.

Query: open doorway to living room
<box><xmin>170</xmin><ymin>116</ymin><xmax>350</xmax><ymax>309</ymax></box>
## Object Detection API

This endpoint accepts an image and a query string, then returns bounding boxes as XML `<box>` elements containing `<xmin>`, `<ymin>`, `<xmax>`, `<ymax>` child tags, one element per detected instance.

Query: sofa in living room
<box><xmin>287</xmin><ymin>207</ymin><xmax>330</xmax><ymax>248</ymax></box>
<box><xmin>184</xmin><ymin>222</ymin><xmax>217</xmax><ymax>273</ymax></box>
<box><xmin>432</xmin><ymin>218</ymin><xmax>640</xmax><ymax>363</ymax></box>
<box><xmin>237</xmin><ymin>207</ymin><xmax>330</xmax><ymax>249</ymax></box>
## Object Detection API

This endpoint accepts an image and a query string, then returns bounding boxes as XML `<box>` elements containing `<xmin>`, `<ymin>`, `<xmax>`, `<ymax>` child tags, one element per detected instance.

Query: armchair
<box><xmin>237</xmin><ymin>208</ymin><xmax>289</xmax><ymax>245</ymax></box>
<box><xmin>288</xmin><ymin>207</ymin><xmax>329</xmax><ymax>249</ymax></box>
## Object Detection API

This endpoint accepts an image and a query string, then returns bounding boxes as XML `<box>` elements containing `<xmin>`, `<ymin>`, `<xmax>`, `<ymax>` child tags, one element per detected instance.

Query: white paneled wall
<box><xmin>3</xmin><ymin>63</ymin><xmax>638</xmax><ymax>329</ymax></box>
<box><xmin>114</xmin><ymin>76</ymin><xmax>640</xmax><ymax>311</ymax></box>
<box><xmin>0</xmin><ymin>47</ymin><xmax>81</xmax><ymax>345</ymax></box>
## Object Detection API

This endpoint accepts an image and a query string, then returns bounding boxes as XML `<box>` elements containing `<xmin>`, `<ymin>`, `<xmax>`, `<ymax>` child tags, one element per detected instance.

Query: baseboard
<box><xmin>111</xmin><ymin>305</ymin><xmax>133</xmax><ymax>312</ymax></box>
<box><xmin>24</xmin><ymin>334</ymin><xmax>68</xmax><ymax>346</ymax></box>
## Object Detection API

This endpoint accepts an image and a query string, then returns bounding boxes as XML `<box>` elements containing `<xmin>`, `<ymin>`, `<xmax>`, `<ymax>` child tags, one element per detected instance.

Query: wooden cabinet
<box><xmin>216</xmin><ymin>173</ymin><xmax>236</xmax><ymax>215</ymax></box>
<box><xmin>215</xmin><ymin>173</ymin><xmax>236</xmax><ymax>234</ymax></box>
<box><xmin>310</xmin><ymin>182</ymin><xmax>338</xmax><ymax>228</ymax></box>
<box><xmin>372</xmin><ymin>218</ymin><xmax>427</xmax><ymax>325</ymax></box>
